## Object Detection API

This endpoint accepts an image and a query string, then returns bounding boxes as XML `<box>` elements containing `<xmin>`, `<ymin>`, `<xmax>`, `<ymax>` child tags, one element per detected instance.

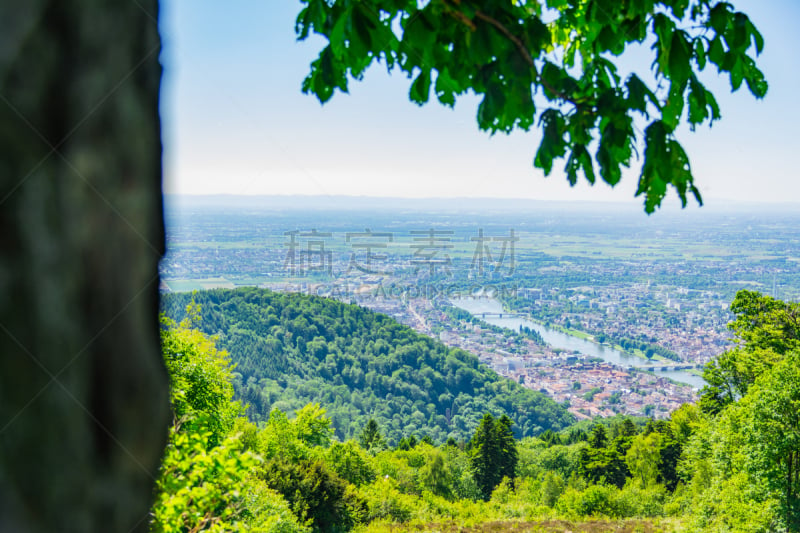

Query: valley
<box><xmin>160</xmin><ymin>196</ymin><xmax>800</xmax><ymax>420</ymax></box>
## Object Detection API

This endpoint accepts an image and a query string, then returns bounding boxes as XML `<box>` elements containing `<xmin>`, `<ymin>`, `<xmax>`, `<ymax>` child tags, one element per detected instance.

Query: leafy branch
<box><xmin>295</xmin><ymin>0</ymin><xmax>767</xmax><ymax>213</ymax></box>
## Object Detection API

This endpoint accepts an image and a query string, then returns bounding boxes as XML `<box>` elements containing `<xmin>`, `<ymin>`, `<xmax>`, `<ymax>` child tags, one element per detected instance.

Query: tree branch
<box><xmin>473</xmin><ymin>11</ymin><xmax>535</xmax><ymax>69</ymax></box>
<box><xmin>440</xmin><ymin>0</ymin><xmax>579</xmax><ymax>106</ymax></box>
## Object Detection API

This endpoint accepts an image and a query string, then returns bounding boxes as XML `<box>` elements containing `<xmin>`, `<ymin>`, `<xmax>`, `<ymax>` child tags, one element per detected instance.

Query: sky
<box><xmin>159</xmin><ymin>1</ymin><xmax>800</xmax><ymax>208</ymax></box>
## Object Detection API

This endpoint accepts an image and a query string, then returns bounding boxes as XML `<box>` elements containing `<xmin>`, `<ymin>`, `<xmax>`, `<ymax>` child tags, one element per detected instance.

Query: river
<box><xmin>451</xmin><ymin>297</ymin><xmax>706</xmax><ymax>389</ymax></box>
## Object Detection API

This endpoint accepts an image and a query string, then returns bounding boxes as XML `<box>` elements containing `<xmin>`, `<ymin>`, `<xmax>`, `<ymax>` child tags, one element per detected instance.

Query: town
<box><xmin>159</xmin><ymin>197</ymin><xmax>800</xmax><ymax>419</ymax></box>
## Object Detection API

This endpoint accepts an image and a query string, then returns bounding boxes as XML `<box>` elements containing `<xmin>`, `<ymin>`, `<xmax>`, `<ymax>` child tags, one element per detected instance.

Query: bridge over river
<box><xmin>628</xmin><ymin>363</ymin><xmax>704</xmax><ymax>372</ymax></box>
<box><xmin>477</xmin><ymin>312</ymin><xmax>524</xmax><ymax>319</ymax></box>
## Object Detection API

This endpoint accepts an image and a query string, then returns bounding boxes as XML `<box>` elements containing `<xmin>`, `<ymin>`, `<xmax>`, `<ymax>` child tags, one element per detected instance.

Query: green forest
<box><xmin>160</xmin><ymin>288</ymin><xmax>573</xmax><ymax>443</ymax></box>
<box><xmin>150</xmin><ymin>288</ymin><xmax>800</xmax><ymax>532</ymax></box>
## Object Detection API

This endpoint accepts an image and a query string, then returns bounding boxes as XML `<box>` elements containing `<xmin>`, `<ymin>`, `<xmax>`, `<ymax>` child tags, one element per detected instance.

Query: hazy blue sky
<box><xmin>160</xmin><ymin>1</ymin><xmax>799</xmax><ymax>208</ymax></box>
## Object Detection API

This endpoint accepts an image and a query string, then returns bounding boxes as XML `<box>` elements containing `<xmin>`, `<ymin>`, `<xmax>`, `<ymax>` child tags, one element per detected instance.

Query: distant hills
<box><xmin>163</xmin><ymin>193</ymin><xmax>639</xmax><ymax>213</ymax></box>
<box><xmin>163</xmin><ymin>193</ymin><xmax>800</xmax><ymax>216</ymax></box>
<box><xmin>161</xmin><ymin>287</ymin><xmax>574</xmax><ymax>443</ymax></box>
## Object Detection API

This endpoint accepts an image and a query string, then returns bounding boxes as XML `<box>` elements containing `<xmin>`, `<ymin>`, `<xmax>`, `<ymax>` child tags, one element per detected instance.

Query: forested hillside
<box><xmin>153</xmin><ymin>289</ymin><xmax>800</xmax><ymax>532</ymax></box>
<box><xmin>160</xmin><ymin>287</ymin><xmax>573</xmax><ymax>443</ymax></box>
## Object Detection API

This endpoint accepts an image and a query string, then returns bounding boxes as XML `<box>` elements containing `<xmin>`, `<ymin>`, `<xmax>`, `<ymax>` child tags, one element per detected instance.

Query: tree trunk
<box><xmin>0</xmin><ymin>1</ymin><xmax>169</xmax><ymax>531</ymax></box>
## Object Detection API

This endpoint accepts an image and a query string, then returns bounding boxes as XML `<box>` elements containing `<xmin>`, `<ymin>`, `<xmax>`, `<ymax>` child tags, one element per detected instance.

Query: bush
<box><xmin>686</xmin><ymin>472</ymin><xmax>782</xmax><ymax>533</ymax></box>
<box><xmin>260</xmin><ymin>457</ymin><xmax>366</xmax><ymax>532</ymax></box>
<box><xmin>326</xmin><ymin>441</ymin><xmax>376</xmax><ymax>487</ymax></box>
<box><xmin>359</xmin><ymin>480</ymin><xmax>417</xmax><ymax>523</ymax></box>
<box><xmin>540</xmin><ymin>471</ymin><xmax>565</xmax><ymax>508</ymax></box>
<box><xmin>371</xmin><ymin>450</ymin><xmax>420</xmax><ymax>495</ymax></box>
<box><xmin>151</xmin><ymin>429</ymin><xmax>260</xmax><ymax>532</ymax></box>
<box><xmin>555</xmin><ymin>484</ymin><xmax>618</xmax><ymax>518</ymax></box>
<box><xmin>554</xmin><ymin>482</ymin><xmax>669</xmax><ymax>520</ymax></box>
<box><xmin>613</xmin><ymin>483</ymin><xmax>666</xmax><ymax>517</ymax></box>
<box><xmin>244</xmin><ymin>483</ymin><xmax>311</xmax><ymax>533</ymax></box>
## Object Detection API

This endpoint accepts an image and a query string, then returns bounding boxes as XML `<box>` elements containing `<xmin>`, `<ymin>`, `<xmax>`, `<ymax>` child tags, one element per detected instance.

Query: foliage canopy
<box><xmin>700</xmin><ymin>290</ymin><xmax>800</xmax><ymax>415</ymax></box>
<box><xmin>152</xmin><ymin>289</ymin><xmax>800</xmax><ymax>531</ymax></box>
<box><xmin>296</xmin><ymin>0</ymin><xmax>766</xmax><ymax>213</ymax></box>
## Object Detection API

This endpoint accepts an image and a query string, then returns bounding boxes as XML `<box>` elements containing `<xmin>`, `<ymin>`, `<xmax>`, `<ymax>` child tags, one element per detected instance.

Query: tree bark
<box><xmin>0</xmin><ymin>1</ymin><xmax>169</xmax><ymax>531</ymax></box>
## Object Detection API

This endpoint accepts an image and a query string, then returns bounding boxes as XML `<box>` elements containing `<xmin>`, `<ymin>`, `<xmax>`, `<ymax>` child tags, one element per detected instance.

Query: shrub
<box><xmin>555</xmin><ymin>484</ymin><xmax>619</xmax><ymax>518</ymax></box>
<box><xmin>359</xmin><ymin>479</ymin><xmax>417</xmax><ymax>523</ymax></box>
<box><xmin>260</xmin><ymin>457</ymin><xmax>366</xmax><ymax>532</ymax></box>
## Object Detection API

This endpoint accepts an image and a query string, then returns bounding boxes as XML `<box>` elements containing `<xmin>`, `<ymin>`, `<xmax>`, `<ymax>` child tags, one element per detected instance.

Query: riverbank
<box><xmin>489</xmin><ymin>299</ymin><xmax>678</xmax><ymax>365</ymax></box>
<box><xmin>451</xmin><ymin>297</ymin><xmax>706</xmax><ymax>389</ymax></box>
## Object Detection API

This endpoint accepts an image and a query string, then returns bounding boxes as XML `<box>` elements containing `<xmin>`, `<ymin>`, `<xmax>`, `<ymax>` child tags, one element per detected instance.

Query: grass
<box><xmin>562</xmin><ymin>328</ymin><xmax>593</xmax><ymax>341</ymax></box>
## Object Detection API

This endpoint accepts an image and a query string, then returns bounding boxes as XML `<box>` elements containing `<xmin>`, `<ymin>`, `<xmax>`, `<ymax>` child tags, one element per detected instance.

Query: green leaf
<box><xmin>626</xmin><ymin>74</ymin><xmax>657</xmax><ymax>116</ymax></box>
<box><xmin>694</xmin><ymin>38</ymin><xmax>707</xmax><ymax>70</ymax></box>
<box><xmin>524</xmin><ymin>17</ymin><xmax>551</xmax><ymax>53</ymax></box>
<box><xmin>666</xmin><ymin>137</ymin><xmax>692</xmax><ymax>206</ymax></box>
<box><xmin>637</xmin><ymin>120</ymin><xmax>699</xmax><ymax>213</ymax></box>
<box><xmin>534</xmin><ymin>109</ymin><xmax>567</xmax><ymax>175</ymax></box>
<box><xmin>295</xmin><ymin>6</ymin><xmax>311</xmax><ymax>41</ymax></box>
<box><xmin>353</xmin><ymin>6</ymin><xmax>378</xmax><ymax>53</ymax></box>
<box><xmin>708</xmin><ymin>36</ymin><xmax>725</xmax><ymax>66</ymax></box>
<box><xmin>305</xmin><ymin>59</ymin><xmax>332</xmax><ymax>103</ymax></box>
<box><xmin>409</xmin><ymin>69</ymin><xmax>431</xmax><ymax>105</ymax></box>
<box><xmin>295</xmin><ymin>0</ymin><xmax>327</xmax><ymax>40</ymax></box>
<box><xmin>637</xmin><ymin>120</ymin><xmax>669</xmax><ymax>213</ymax></box>
<box><xmin>400</xmin><ymin>10</ymin><xmax>436</xmax><ymax>68</ymax></box>
<box><xmin>706</xmin><ymin>90</ymin><xmax>721</xmax><ymax>122</ymax></box>
<box><xmin>307</xmin><ymin>46</ymin><xmax>348</xmax><ymax>103</ymax></box>
<box><xmin>329</xmin><ymin>10</ymin><xmax>348</xmax><ymax>60</ymax></box>
<box><xmin>661</xmin><ymin>81</ymin><xmax>685</xmax><ymax>131</ymax></box>
<box><xmin>564</xmin><ymin>152</ymin><xmax>579</xmax><ymax>186</ymax></box>
<box><xmin>708</xmin><ymin>2</ymin><xmax>733</xmax><ymax>35</ymax></box>
<box><xmin>594</xmin><ymin>57</ymin><xmax>621</xmax><ymax>87</ymax></box>
<box><xmin>588</xmin><ymin>0</ymin><xmax>615</xmax><ymax>25</ymax></box>
<box><xmin>597</xmin><ymin>116</ymin><xmax>632</xmax><ymax>186</ymax></box>
<box><xmin>729</xmin><ymin>55</ymin><xmax>744</xmax><ymax>90</ymax></box>
<box><xmin>668</xmin><ymin>31</ymin><xmax>692</xmax><ymax>86</ymax></box>
<box><xmin>564</xmin><ymin>144</ymin><xmax>594</xmax><ymax>186</ymax></box>
<box><xmin>434</xmin><ymin>69</ymin><xmax>456</xmax><ymax>107</ymax></box>
<box><xmin>732</xmin><ymin>12</ymin><xmax>750</xmax><ymax>51</ymax></box>
<box><xmin>540</xmin><ymin>61</ymin><xmax>577</xmax><ymax>100</ymax></box>
<box><xmin>458</xmin><ymin>1</ymin><xmax>476</xmax><ymax>19</ymax></box>
<box><xmin>477</xmin><ymin>83</ymin><xmax>507</xmax><ymax>132</ymax></box>
<box><xmin>540</xmin><ymin>61</ymin><xmax>561</xmax><ymax>98</ymax></box>
<box><xmin>672</xmin><ymin>0</ymin><xmax>690</xmax><ymax>19</ymax></box>
<box><xmin>747</xmin><ymin>18</ymin><xmax>765</xmax><ymax>55</ymax></box>
<box><xmin>743</xmin><ymin>56</ymin><xmax>768</xmax><ymax>98</ymax></box>
<box><xmin>651</xmin><ymin>13</ymin><xmax>675</xmax><ymax>77</ymax></box>
<box><xmin>598</xmin><ymin>26</ymin><xmax>625</xmax><ymax>55</ymax></box>
<box><xmin>578</xmin><ymin>145</ymin><xmax>596</xmax><ymax>185</ymax></box>
<box><xmin>473</xmin><ymin>18</ymin><xmax>509</xmax><ymax>66</ymax></box>
<box><xmin>687</xmin><ymin>76</ymin><xmax>708</xmax><ymax>126</ymax></box>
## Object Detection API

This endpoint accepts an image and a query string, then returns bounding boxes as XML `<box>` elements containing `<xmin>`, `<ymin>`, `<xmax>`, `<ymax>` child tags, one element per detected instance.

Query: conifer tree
<box><xmin>471</xmin><ymin>413</ymin><xmax>519</xmax><ymax>500</ymax></box>
<box><xmin>358</xmin><ymin>418</ymin><xmax>386</xmax><ymax>453</ymax></box>
<box><xmin>496</xmin><ymin>415</ymin><xmax>519</xmax><ymax>483</ymax></box>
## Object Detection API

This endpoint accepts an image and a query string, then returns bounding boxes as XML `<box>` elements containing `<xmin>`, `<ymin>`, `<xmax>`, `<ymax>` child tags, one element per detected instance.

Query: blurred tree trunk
<box><xmin>0</xmin><ymin>1</ymin><xmax>170</xmax><ymax>531</ymax></box>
